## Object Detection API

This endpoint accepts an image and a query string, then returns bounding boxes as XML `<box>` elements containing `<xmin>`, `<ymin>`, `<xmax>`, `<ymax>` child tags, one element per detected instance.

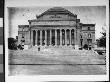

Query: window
<box><xmin>80</xmin><ymin>35</ymin><xmax>82</xmax><ymax>38</ymax></box>
<box><xmin>88</xmin><ymin>34</ymin><xmax>91</xmax><ymax>38</ymax></box>
<box><xmin>16</xmin><ymin>36</ymin><xmax>18</xmax><ymax>40</ymax></box>
<box><xmin>84</xmin><ymin>32</ymin><xmax>87</xmax><ymax>36</ymax></box>
<box><xmin>25</xmin><ymin>28</ymin><xmax>28</xmax><ymax>31</ymax></box>
<box><xmin>22</xmin><ymin>28</ymin><xmax>24</xmax><ymax>31</ymax></box>
<box><xmin>22</xmin><ymin>34</ymin><xmax>24</xmax><ymax>38</ymax></box>
<box><xmin>87</xmin><ymin>39</ymin><xmax>92</xmax><ymax>45</ymax></box>
<box><xmin>21</xmin><ymin>40</ymin><xmax>25</xmax><ymax>42</ymax></box>
<box><xmin>88</xmin><ymin>27</ymin><xmax>90</xmax><ymax>30</ymax></box>
<box><xmin>19</xmin><ymin>28</ymin><xmax>22</xmax><ymax>31</ymax></box>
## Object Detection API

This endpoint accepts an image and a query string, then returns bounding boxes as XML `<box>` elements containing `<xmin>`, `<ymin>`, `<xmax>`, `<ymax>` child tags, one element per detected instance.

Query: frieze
<box><xmin>30</xmin><ymin>21</ymin><xmax>76</xmax><ymax>26</ymax></box>
<box><xmin>18</xmin><ymin>31</ymin><xmax>29</xmax><ymax>34</ymax></box>
<box><xmin>30</xmin><ymin>26</ymin><xmax>76</xmax><ymax>30</ymax></box>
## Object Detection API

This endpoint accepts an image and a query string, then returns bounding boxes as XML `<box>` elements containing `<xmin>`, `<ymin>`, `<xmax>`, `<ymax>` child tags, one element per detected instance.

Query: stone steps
<box><xmin>9</xmin><ymin>47</ymin><xmax>105</xmax><ymax>65</ymax></box>
<box><xmin>9</xmin><ymin>54</ymin><xmax>105</xmax><ymax>64</ymax></box>
<box><xmin>30</xmin><ymin>46</ymin><xmax>97</xmax><ymax>55</ymax></box>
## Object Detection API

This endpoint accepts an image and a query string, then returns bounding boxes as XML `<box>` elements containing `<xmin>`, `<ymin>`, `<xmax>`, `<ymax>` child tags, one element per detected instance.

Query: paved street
<box><xmin>8</xmin><ymin>47</ymin><xmax>106</xmax><ymax>75</ymax></box>
<box><xmin>9</xmin><ymin>64</ymin><xmax>106</xmax><ymax>75</ymax></box>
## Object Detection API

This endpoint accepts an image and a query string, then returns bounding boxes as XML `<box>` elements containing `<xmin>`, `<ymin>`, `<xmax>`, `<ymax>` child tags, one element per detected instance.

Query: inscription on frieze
<box><xmin>49</xmin><ymin>15</ymin><xmax>62</xmax><ymax>18</ymax></box>
<box><xmin>31</xmin><ymin>21</ymin><xmax>76</xmax><ymax>26</ymax></box>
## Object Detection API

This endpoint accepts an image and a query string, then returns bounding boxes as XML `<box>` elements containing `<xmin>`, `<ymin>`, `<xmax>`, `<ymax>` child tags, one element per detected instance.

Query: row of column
<box><xmin>31</xmin><ymin>29</ymin><xmax>75</xmax><ymax>46</ymax></box>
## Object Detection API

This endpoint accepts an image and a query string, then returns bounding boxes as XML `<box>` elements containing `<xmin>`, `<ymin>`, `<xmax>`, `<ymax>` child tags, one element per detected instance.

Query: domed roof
<box><xmin>37</xmin><ymin>7</ymin><xmax>76</xmax><ymax>18</ymax></box>
<box><xmin>47</xmin><ymin>7</ymin><xmax>70</xmax><ymax>12</ymax></box>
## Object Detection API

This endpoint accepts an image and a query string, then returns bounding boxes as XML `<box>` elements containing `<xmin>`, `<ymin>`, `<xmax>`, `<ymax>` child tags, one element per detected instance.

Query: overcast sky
<box><xmin>8</xmin><ymin>6</ymin><xmax>106</xmax><ymax>39</ymax></box>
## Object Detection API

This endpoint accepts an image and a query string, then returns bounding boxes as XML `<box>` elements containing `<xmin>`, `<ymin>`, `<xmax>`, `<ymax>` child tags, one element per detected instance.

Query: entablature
<box><xmin>30</xmin><ymin>25</ymin><xmax>76</xmax><ymax>30</ymax></box>
<box><xmin>30</xmin><ymin>21</ymin><xmax>76</xmax><ymax>26</ymax></box>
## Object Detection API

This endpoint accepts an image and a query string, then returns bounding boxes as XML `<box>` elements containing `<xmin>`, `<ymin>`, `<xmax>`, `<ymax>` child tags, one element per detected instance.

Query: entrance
<box><xmin>52</xmin><ymin>30</ymin><xmax>55</xmax><ymax>46</ymax></box>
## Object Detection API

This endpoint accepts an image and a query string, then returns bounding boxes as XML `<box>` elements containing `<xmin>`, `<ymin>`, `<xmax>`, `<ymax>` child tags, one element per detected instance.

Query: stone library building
<box><xmin>18</xmin><ymin>7</ymin><xmax>95</xmax><ymax>50</ymax></box>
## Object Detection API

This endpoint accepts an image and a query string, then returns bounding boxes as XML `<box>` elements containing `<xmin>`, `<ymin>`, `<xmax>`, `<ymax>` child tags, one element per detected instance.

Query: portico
<box><xmin>31</xmin><ymin>28</ymin><xmax>75</xmax><ymax>46</ymax></box>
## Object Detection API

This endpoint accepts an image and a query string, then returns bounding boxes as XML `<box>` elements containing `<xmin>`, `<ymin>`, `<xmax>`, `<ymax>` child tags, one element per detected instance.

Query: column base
<box><xmin>64</xmin><ymin>44</ymin><xmax>66</xmax><ymax>46</ymax></box>
<box><xmin>24</xmin><ymin>45</ymin><xmax>29</xmax><ymax>50</ymax></box>
<box><xmin>75</xmin><ymin>45</ymin><xmax>79</xmax><ymax>50</ymax></box>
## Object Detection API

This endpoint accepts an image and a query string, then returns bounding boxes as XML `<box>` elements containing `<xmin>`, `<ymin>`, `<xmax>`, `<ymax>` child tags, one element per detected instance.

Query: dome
<box><xmin>47</xmin><ymin>7</ymin><xmax>70</xmax><ymax>12</ymax></box>
<box><xmin>37</xmin><ymin>7</ymin><xmax>76</xmax><ymax>18</ymax></box>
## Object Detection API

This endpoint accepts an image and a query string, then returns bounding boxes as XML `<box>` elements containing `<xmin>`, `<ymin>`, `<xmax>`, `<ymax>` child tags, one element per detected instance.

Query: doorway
<box><xmin>52</xmin><ymin>30</ymin><xmax>55</xmax><ymax>46</ymax></box>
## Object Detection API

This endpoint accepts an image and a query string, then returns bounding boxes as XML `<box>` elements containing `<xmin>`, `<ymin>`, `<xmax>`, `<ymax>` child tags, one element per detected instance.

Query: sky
<box><xmin>8</xmin><ymin>6</ymin><xmax>106</xmax><ymax>39</ymax></box>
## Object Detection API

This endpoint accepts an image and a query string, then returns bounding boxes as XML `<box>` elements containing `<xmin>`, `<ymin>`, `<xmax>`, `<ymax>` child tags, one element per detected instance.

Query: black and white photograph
<box><xmin>5</xmin><ymin>0</ymin><xmax>109</xmax><ymax>81</ymax></box>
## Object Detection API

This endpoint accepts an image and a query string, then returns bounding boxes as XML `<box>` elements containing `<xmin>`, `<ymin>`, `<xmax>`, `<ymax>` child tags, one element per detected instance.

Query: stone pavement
<box><xmin>9</xmin><ymin>64</ymin><xmax>106</xmax><ymax>75</ymax></box>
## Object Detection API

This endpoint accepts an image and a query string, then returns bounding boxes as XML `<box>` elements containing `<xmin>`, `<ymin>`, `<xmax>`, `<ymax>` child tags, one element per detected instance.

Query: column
<box><xmin>77</xmin><ymin>29</ymin><xmax>80</xmax><ymax>49</ymax></box>
<box><xmin>31</xmin><ymin>30</ymin><xmax>33</xmax><ymax>46</ymax></box>
<box><xmin>45</xmin><ymin>30</ymin><xmax>47</xmax><ymax>46</ymax></box>
<box><xmin>60</xmin><ymin>29</ymin><xmax>62</xmax><ymax>46</ymax></box>
<box><xmin>50</xmin><ymin>30</ymin><xmax>52</xmax><ymax>46</ymax></box>
<box><xmin>65</xmin><ymin>29</ymin><xmax>67</xmax><ymax>45</ymax></box>
<box><xmin>40</xmin><ymin>30</ymin><xmax>42</xmax><ymax>46</ymax></box>
<box><xmin>70</xmin><ymin>29</ymin><xmax>71</xmax><ymax>45</ymax></box>
<box><xmin>35</xmin><ymin>30</ymin><xmax>37</xmax><ymax>46</ymax></box>
<box><xmin>74</xmin><ymin>29</ymin><xmax>76</xmax><ymax>44</ymax></box>
<box><xmin>55</xmin><ymin>29</ymin><xmax>57</xmax><ymax>46</ymax></box>
<box><xmin>74</xmin><ymin>29</ymin><xmax>78</xmax><ymax>49</ymax></box>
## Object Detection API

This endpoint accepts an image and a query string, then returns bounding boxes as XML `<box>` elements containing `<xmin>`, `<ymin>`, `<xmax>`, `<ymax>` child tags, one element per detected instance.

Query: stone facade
<box><xmin>18</xmin><ymin>7</ymin><xmax>95</xmax><ymax>49</ymax></box>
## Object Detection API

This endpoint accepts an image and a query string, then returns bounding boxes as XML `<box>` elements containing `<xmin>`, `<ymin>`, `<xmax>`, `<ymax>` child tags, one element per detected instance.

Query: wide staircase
<box><xmin>9</xmin><ymin>46</ymin><xmax>106</xmax><ymax>65</ymax></box>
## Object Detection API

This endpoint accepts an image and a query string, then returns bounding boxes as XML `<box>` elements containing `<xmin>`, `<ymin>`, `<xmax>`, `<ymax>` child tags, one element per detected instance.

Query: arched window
<box><xmin>88</xmin><ymin>34</ymin><xmax>91</xmax><ymax>38</ymax></box>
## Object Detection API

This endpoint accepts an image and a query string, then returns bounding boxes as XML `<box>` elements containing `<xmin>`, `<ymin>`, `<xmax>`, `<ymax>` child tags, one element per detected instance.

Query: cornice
<box><xmin>28</xmin><ymin>19</ymin><xmax>76</xmax><ymax>22</ymax></box>
<box><xmin>30</xmin><ymin>25</ymin><xmax>76</xmax><ymax>27</ymax></box>
<box><xmin>82</xmin><ymin>24</ymin><xmax>95</xmax><ymax>26</ymax></box>
<box><xmin>81</xmin><ymin>30</ymin><xmax>95</xmax><ymax>31</ymax></box>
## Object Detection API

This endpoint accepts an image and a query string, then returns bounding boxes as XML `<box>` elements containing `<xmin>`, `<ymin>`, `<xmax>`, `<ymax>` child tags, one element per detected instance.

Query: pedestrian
<box><xmin>38</xmin><ymin>47</ymin><xmax>40</xmax><ymax>51</ymax></box>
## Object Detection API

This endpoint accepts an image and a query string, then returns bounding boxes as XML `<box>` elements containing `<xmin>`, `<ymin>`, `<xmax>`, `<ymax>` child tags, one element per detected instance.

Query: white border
<box><xmin>5</xmin><ymin>0</ymin><xmax>109</xmax><ymax>82</ymax></box>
